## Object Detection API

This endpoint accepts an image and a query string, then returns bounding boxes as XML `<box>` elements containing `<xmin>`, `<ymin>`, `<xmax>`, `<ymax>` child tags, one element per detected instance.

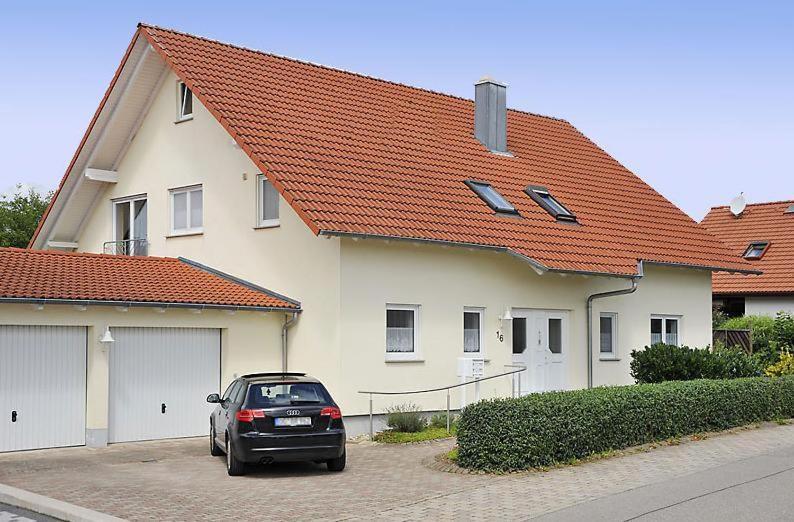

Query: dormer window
<box><xmin>743</xmin><ymin>241</ymin><xmax>769</xmax><ymax>259</ymax></box>
<box><xmin>465</xmin><ymin>180</ymin><xmax>517</xmax><ymax>214</ymax></box>
<box><xmin>177</xmin><ymin>81</ymin><xmax>193</xmax><ymax>121</ymax></box>
<box><xmin>525</xmin><ymin>185</ymin><xmax>576</xmax><ymax>222</ymax></box>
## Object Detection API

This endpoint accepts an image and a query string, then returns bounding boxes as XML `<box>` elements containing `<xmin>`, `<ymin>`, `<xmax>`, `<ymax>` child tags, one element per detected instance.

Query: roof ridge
<box><xmin>137</xmin><ymin>22</ymin><xmax>568</xmax><ymax>124</ymax></box>
<box><xmin>709</xmin><ymin>199</ymin><xmax>794</xmax><ymax>210</ymax></box>
<box><xmin>0</xmin><ymin>246</ymin><xmax>178</xmax><ymax>263</ymax></box>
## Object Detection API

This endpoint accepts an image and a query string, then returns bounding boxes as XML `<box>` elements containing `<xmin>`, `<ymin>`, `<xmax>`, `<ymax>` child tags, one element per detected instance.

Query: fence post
<box><xmin>446</xmin><ymin>389</ymin><xmax>451</xmax><ymax>433</ymax></box>
<box><xmin>369</xmin><ymin>393</ymin><xmax>373</xmax><ymax>440</ymax></box>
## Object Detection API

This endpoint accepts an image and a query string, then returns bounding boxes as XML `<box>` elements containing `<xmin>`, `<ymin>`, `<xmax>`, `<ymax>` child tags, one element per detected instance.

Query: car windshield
<box><xmin>246</xmin><ymin>382</ymin><xmax>331</xmax><ymax>407</ymax></box>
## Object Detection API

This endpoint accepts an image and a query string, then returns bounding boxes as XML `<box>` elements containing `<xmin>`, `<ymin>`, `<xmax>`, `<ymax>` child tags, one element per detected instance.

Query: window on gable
<box><xmin>525</xmin><ymin>185</ymin><xmax>576</xmax><ymax>222</ymax></box>
<box><xmin>177</xmin><ymin>81</ymin><xmax>193</xmax><ymax>121</ymax></box>
<box><xmin>743</xmin><ymin>242</ymin><xmax>769</xmax><ymax>259</ymax></box>
<box><xmin>465</xmin><ymin>180</ymin><xmax>517</xmax><ymax>214</ymax></box>
<box><xmin>256</xmin><ymin>174</ymin><xmax>280</xmax><ymax>227</ymax></box>
<box><xmin>170</xmin><ymin>185</ymin><xmax>203</xmax><ymax>235</ymax></box>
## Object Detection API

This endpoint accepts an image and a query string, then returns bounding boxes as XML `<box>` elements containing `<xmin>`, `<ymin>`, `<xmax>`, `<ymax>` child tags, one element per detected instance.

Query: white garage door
<box><xmin>109</xmin><ymin>327</ymin><xmax>220</xmax><ymax>443</ymax></box>
<box><xmin>0</xmin><ymin>326</ymin><xmax>87</xmax><ymax>452</ymax></box>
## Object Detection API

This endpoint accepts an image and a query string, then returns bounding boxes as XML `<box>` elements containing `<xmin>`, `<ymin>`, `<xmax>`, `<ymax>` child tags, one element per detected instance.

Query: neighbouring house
<box><xmin>6</xmin><ymin>23</ymin><xmax>755</xmax><ymax>450</ymax></box>
<box><xmin>701</xmin><ymin>200</ymin><xmax>794</xmax><ymax>317</ymax></box>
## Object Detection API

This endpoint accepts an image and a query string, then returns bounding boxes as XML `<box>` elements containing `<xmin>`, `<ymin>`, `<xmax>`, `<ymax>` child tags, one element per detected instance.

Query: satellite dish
<box><xmin>730</xmin><ymin>193</ymin><xmax>746</xmax><ymax>217</ymax></box>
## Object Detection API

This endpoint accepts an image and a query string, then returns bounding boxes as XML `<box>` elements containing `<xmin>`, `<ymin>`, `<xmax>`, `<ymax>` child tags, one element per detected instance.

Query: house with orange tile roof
<box><xmin>7</xmin><ymin>23</ymin><xmax>757</xmax><ymax>448</ymax></box>
<box><xmin>701</xmin><ymin>199</ymin><xmax>794</xmax><ymax>317</ymax></box>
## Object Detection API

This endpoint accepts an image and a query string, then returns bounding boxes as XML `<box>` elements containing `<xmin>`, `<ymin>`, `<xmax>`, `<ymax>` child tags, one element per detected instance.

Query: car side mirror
<box><xmin>206</xmin><ymin>393</ymin><xmax>221</xmax><ymax>404</ymax></box>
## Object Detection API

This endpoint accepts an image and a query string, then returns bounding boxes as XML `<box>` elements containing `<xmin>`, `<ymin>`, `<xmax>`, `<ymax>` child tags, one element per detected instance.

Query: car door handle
<box><xmin>161</xmin><ymin>403</ymin><xmax>167</xmax><ymax>414</ymax></box>
<box><xmin>11</xmin><ymin>410</ymin><xmax>17</xmax><ymax>423</ymax></box>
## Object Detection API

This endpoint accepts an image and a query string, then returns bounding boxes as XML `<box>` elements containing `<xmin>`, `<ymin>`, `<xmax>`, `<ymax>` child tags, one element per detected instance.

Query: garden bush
<box><xmin>718</xmin><ymin>315</ymin><xmax>777</xmax><ymax>363</ymax></box>
<box><xmin>766</xmin><ymin>352</ymin><xmax>794</xmax><ymax>377</ymax></box>
<box><xmin>629</xmin><ymin>344</ymin><xmax>762</xmax><ymax>383</ymax></box>
<box><xmin>456</xmin><ymin>376</ymin><xmax>794</xmax><ymax>471</ymax></box>
<box><xmin>429</xmin><ymin>412</ymin><xmax>457</xmax><ymax>430</ymax></box>
<box><xmin>385</xmin><ymin>403</ymin><xmax>427</xmax><ymax>433</ymax></box>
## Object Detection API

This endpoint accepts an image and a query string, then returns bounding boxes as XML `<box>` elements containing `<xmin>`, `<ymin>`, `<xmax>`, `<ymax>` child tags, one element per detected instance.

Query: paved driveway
<box><xmin>1</xmin><ymin>424</ymin><xmax>794</xmax><ymax>521</ymax></box>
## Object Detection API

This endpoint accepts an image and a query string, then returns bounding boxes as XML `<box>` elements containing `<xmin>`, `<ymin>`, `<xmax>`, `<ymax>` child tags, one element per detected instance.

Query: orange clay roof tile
<box><xmin>701</xmin><ymin>201</ymin><xmax>794</xmax><ymax>295</ymax></box>
<box><xmin>0</xmin><ymin>248</ymin><xmax>299</xmax><ymax>310</ymax></box>
<box><xmin>32</xmin><ymin>24</ymin><xmax>756</xmax><ymax>277</ymax></box>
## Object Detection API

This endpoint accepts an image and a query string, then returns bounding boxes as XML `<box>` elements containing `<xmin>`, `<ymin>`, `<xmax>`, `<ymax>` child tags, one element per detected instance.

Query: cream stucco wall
<box><xmin>746</xmin><ymin>296</ymin><xmax>794</xmax><ymax>317</ymax></box>
<box><xmin>338</xmin><ymin>239</ymin><xmax>713</xmax><ymax>415</ymax></box>
<box><xmin>69</xmin><ymin>69</ymin><xmax>714</xmax><ymax>420</ymax></box>
<box><xmin>76</xmin><ymin>71</ymin><xmax>342</xmax><ymax>396</ymax></box>
<box><xmin>0</xmin><ymin>303</ymin><xmax>281</xmax><ymax>432</ymax></box>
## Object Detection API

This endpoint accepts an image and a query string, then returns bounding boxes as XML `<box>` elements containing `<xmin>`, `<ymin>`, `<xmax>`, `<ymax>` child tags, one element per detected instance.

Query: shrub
<box><xmin>773</xmin><ymin>312</ymin><xmax>794</xmax><ymax>351</ymax></box>
<box><xmin>429</xmin><ymin>412</ymin><xmax>457</xmax><ymax>430</ymax></box>
<box><xmin>766</xmin><ymin>352</ymin><xmax>794</xmax><ymax>377</ymax></box>
<box><xmin>385</xmin><ymin>403</ymin><xmax>427</xmax><ymax>433</ymax></box>
<box><xmin>456</xmin><ymin>377</ymin><xmax>794</xmax><ymax>471</ymax></box>
<box><xmin>720</xmin><ymin>315</ymin><xmax>777</xmax><ymax>363</ymax></box>
<box><xmin>629</xmin><ymin>344</ymin><xmax>762</xmax><ymax>384</ymax></box>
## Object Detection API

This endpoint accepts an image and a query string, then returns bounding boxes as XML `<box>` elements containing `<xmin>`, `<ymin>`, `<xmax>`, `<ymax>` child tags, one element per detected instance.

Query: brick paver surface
<box><xmin>1</xmin><ymin>424</ymin><xmax>793</xmax><ymax>521</ymax></box>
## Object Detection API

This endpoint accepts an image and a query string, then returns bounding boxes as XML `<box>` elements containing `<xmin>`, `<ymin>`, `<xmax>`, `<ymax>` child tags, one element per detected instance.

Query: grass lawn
<box><xmin>374</xmin><ymin>426</ymin><xmax>457</xmax><ymax>443</ymax></box>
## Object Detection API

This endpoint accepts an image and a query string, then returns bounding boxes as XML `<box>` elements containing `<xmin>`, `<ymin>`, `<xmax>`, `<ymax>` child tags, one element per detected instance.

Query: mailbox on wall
<box><xmin>457</xmin><ymin>357</ymin><xmax>485</xmax><ymax>408</ymax></box>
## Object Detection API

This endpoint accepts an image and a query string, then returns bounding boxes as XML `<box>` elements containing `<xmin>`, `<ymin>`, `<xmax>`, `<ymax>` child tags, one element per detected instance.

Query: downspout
<box><xmin>281</xmin><ymin>311</ymin><xmax>299</xmax><ymax>373</ymax></box>
<box><xmin>586</xmin><ymin>261</ymin><xmax>645</xmax><ymax>388</ymax></box>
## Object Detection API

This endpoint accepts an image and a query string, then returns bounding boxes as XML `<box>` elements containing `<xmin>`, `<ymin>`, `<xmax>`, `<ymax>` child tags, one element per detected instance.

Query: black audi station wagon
<box><xmin>208</xmin><ymin>373</ymin><xmax>346</xmax><ymax>475</ymax></box>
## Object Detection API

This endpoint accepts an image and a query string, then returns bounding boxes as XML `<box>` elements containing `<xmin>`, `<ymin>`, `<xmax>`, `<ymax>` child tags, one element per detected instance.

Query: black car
<box><xmin>207</xmin><ymin>372</ymin><xmax>346</xmax><ymax>476</ymax></box>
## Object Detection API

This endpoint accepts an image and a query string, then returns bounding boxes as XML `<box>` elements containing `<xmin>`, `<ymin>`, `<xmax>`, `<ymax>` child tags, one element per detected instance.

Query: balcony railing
<box><xmin>103</xmin><ymin>239</ymin><xmax>149</xmax><ymax>256</ymax></box>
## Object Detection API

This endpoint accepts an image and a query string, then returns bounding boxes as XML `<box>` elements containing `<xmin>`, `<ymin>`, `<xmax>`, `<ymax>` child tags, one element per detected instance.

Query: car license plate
<box><xmin>275</xmin><ymin>416</ymin><xmax>312</xmax><ymax>427</ymax></box>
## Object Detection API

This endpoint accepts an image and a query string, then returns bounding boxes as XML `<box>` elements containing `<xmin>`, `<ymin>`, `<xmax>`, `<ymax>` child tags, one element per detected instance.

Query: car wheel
<box><xmin>326</xmin><ymin>449</ymin><xmax>346</xmax><ymax>472</ymax></box>
<box><xmin>226</xmin><ymin>436</ymin><xmax>246</xmax><ymax>476</ymax></box>
<box><xmin>210</xmin><ymin>424</ymin><xmax>223</xmax><ymax>457</ymax></box>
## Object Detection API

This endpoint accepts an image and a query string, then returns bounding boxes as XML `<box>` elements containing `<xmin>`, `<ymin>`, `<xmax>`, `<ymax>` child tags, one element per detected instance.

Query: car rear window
<box><xmin>246</xmin><ymin>382</ymin><xmax>332</xmax><ymax>407</ymax></box>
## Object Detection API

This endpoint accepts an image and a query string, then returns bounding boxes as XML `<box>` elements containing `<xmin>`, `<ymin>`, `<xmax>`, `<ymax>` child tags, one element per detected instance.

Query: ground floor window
<box><xmin>651</xmin><ymin>315</ymin><xmax>680</xmax><ymax>346</ymax></box>
<box><xmin>386</xmin><ymin>304</ymin><xmax>420</xmax><ymax>361</ymax></box>
<box><xmin>463</xmin><ymin>308</ymin><xmax>484</xmax><ymax>354</ymax></box>
<box><xmin>600</xmin><ymin>312</ymin><xmax>618</xmax><ymax>358</ymax></box>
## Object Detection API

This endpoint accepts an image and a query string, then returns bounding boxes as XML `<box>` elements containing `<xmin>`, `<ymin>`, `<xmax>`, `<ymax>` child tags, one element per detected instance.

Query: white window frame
<box><xmin>463</xmin><ymin>307</ymin><xmax>485</xmax><ymax>356</ymax></box>
<box><xmin>599</xmin><ymin>312</ymin><xmax>618</xmax><ymax>360</ymax></box>
<box><xmin>176</xmin><ymin>81</ymin><xmax>193</xmax><ymax>121</ymax></box>
<box><xmin>169</xmin><ymin>185</ymin><xmax>203</xmax><ymax>236</ymax></box>
<box><xmin>256</xmin><ymin>174</ymin><xmax>280</xmax><ymax>228</ymax></box>
<box><xmin>385</xmin><ymin>304</ymin><xmax>421</xmax><ymax>362</ymax></box>
<box><xmin>111</xmin><ymin>194</ymin><xmax>147</xmax><ymax>243</ymax></box>
<box><xmin>651</xmin><ymin>315</ymin><xmax>682</xmax><ymax>346</ymax></box>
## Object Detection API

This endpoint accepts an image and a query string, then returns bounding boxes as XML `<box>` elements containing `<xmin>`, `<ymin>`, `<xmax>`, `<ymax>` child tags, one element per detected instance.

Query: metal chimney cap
<box><xmin>475</xmin><ymin>76</ymin><xmax>507</xmax><ymax>87</ymax></box>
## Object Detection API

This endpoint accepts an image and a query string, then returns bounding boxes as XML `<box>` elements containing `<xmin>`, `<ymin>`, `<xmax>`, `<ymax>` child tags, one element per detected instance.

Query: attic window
<box><xmin>177</xmin><ymin>81</ymin><xmax>193</xmax><ymax>121</ymax></box>
<box><xmin>743</xmin><ymin>242</ymin><xmax>769</xmax><ymax>259</ymax></box>
<box><xmin>525</xmin><ymin>185</ymin><xmax>576</xmax><ymax>222</ymax></box>
<box><xmin>786</xmin><ymin>204</ymin><xmax>794</xmax><ymax>214</ymax></box>
<box><xmin>465</xmin><ymin>180</ymin><xmax>517</xmax><ymax>214</ymax></box>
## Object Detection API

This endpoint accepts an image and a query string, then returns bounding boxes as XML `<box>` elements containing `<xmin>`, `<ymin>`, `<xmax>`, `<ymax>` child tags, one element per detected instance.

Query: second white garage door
<box><xmin>109</xmin><ymin>327</ymin><xmax>221</xmax><ymax>443</ymax></box>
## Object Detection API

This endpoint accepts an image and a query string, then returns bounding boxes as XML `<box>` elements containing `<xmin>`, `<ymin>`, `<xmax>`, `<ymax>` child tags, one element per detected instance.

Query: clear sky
<box><xmin>0</xmin><ymin>1</ymin><xmax>791</xmax><ymax>220</ymax></box>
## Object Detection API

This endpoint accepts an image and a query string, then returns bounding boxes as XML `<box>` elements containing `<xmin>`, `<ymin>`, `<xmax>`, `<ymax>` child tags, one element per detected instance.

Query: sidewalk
<box><xmin>1</xmin><ymin>423</ymin><xmax>793</xmax><ymax>521</ymax></box>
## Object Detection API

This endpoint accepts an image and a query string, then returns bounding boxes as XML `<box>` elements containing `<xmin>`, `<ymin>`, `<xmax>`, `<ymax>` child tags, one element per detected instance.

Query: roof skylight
<box><xmin>743</xmin><ymin>242</ymin><xmax>769</xmax><ymax>259</ymax></box>
<box><xmin>525</xmin><ymin>185</ymin><xmax>576</xmax><ymax>222</ymax></box>
<box><xmin>465</xmin><ymin>181</ymin><xmax>517</xmax><ymax>214</ymax></box>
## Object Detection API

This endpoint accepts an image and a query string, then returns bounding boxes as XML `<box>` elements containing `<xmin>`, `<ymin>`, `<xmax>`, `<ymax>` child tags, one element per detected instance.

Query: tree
<box><xmin>0</xmin><ymin>185</ymin><xmax>53</xmax><ymax>248</ymax></box>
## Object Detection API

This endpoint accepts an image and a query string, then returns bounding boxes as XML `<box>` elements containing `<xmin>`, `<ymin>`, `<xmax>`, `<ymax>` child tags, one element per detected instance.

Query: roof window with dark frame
<box><xmin>464</xmin><ymin>180</ymin><xmax>518</xmax><ymax>215</ymax></box>
<box><xmin>525</xmin><ymin>185</ymin><xmax>576</xmax><ymax>222</ymax></box>
<box><xmin>743</xmin><ymin>241</ymin><xmax>770</xmax><ymax>259</ymax></box>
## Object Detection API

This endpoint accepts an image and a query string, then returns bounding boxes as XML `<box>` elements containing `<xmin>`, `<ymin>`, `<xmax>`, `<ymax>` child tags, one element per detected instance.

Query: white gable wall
<box><xmin>76</xmin><ymin>71</ymin><xmax>343</xmax><ymax>395</ymax></box>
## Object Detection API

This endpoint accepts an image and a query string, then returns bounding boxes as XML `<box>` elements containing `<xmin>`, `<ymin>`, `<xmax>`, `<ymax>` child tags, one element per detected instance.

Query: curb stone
<box><xmin>0</xmin><ymin>482</ymin><xmax>124</xmax><ymax>522</ymax></box>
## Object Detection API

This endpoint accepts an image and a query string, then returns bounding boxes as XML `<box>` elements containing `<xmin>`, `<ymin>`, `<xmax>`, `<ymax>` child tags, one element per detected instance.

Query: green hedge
<box><xmin>456</xmin><ymin>377</ymin><xmax>794</xmax><ymax>471</ymax></box>
<box><xmin>630</xmin><ymin>344</ymin><xmax>763</xmax><ymax>383</ymax></box>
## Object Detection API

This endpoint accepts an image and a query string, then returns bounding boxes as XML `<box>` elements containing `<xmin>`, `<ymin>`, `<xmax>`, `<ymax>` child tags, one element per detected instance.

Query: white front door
<box><xmin>512</xmin><ymin>310</ymin><xmax>568</xmax><ymax>394</ymax></box>
<box><xmin>0</xmin><ymin>326</ymin><xmax>87</xmax><ymax>452</ymax></box>
<box><xmin>109</xmin><ymin>327</ymin><xmax>220</xmax><ymax>443</ymax></box>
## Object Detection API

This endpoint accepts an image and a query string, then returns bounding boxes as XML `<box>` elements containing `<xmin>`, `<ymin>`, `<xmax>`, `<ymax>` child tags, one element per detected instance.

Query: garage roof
<box><xmin>701</xmin><ymin>200</ymin><xmax>794</xmax><ymax>296</ymax></box>
<box><xmin>0</xmin><ymin>248</ymin><xmax>300</xmax><ymax>311</ymax></box>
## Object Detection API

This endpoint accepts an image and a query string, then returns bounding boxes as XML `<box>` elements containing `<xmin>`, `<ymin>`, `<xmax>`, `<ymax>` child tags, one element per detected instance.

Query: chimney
<box><xmin>474</xmin><ymin>76</ymin><xmax>508</xmax><ymax>153</ymax></box>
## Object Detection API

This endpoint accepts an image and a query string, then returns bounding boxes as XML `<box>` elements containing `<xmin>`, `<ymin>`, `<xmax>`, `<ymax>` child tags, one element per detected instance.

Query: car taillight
<box><xmin>320</xmin><ymin>406</ymin><xmax>342</xmax><ymax>420</ymax></box>
<box><xmin>236</xmin><ymin>409</ymin><xmax>265</xmax><ymax>422</ymax></box>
